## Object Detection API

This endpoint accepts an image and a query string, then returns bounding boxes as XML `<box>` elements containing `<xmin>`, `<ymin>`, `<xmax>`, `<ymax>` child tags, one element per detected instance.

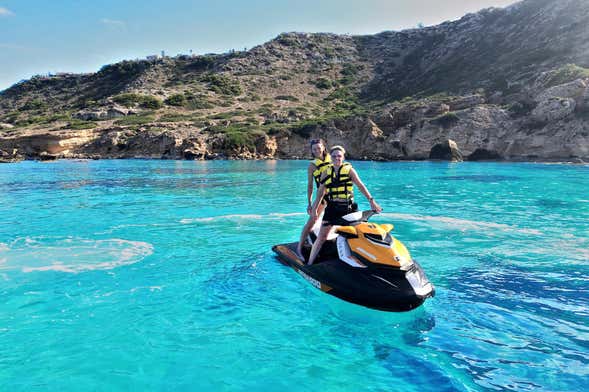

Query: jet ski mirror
<box><xmin>336</xmin><ymin>226</ymin><xmax>358</xmax><ymax>238</ymax></box>
<box><xmin>381</xmin><ymin>224</ymin><xmax>394</xmax><ymax>233</ymax></box>
<box><xmin>342</xmin><ymin>210</ymin><xmax>379</xmax><ymax>224</ymax></box>
<box><xmin>361</xmin><ymin>210</ymin><xmax>378</xmax><ymax>222</ymax></box>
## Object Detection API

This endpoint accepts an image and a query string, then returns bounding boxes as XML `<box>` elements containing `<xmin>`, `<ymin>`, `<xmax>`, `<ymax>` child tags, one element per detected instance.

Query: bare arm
<box><xmin>349</xmin><ymin>168</ymin><xmax>382</xmax><ymax>212</ymax></box>
<box><xmin>311</xmin><ymin>184</ymin><xmax>327</xmax><ymax>218</ymax></box>
<box><xmin>306</xmin><ymin>164</ymin><xmax>315</xmax><ymax>212</ymax></box>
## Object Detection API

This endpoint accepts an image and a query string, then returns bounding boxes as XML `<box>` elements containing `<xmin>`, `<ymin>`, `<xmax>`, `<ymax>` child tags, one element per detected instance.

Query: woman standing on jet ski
<box><xmin>296</xmin><ymin>138</ymin><xmax>331</xmax><ymax>258</ymax></box>
<box><xmin>307</xmin><ymin>145</ymin><xmax>382</xmax><ymax>265</ymax></box>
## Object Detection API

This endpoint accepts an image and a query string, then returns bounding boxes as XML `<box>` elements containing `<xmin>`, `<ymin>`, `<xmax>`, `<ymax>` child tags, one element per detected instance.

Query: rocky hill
<box><xmin>1</xmin><ymin>0</ymin><xmax>589</xmax><ymax>163</ymax></box>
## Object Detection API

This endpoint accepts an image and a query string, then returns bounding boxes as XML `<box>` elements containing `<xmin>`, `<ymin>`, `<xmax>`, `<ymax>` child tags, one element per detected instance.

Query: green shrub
<box><xmin>314</xmin><ymin>78</ymin><xmax>333</xmax><ymax>90</ymax></box>
<box><xmin>257</xmin><ymin>107</ymin><xmax>273</xmax><ymax>116</ymax></box>
<box><xmin>99</xmin><ymin>60</ymin><xmax>149</xmax><ymax>78</ymax></box>
<box><xmin>200</xmin><ymin>73</ymin><xmax>242</xmax><ymax>96</ymax></box>
<box><xmin>188</xmin><ymin>55</ymin><xmax>216</xmax><ymax>70</ymax></box>
<box><xmin>324</xmin><ymin>47</ymin><xmax>336</xmax><ymax>57</ymax></box>
<box><xmin>275</xmin><ymin>95</ymin><xmax>299</xmax><ymax>101</ymax></box>
<box><xmin>141</xmin><ymin>95</ymin><xmax>163</xmax><ymax>109</ymax></box>
<box><xmin>66</xmin><ymin>120</ymin><xmax>97</xmax><ymax>130</ymax></box>
<box><xmin>325</xmin><ymin>87</ymin><xmax>354</xmax><ymax>101</ymax></box>
<box><xmin>544</xmin><ymin>64</ymin><xmax>589</xmax><ymax>88</ymax></box>
<box><xmin>112</xmin><ymin>93</ymin><xmax>142</xmax><ymax>107</ymax></box>
<box><xmin>339</xmin><ymin>64</ymin><xmax>363</xmax><ymax>85</ymax></box>
<box><xmin>184</xmin><ymin>93</ymin><xmax>215</xmax><ymax>110</ymax></box>
<box><xmin>22</xmin><ymin>99</ymin><xmax>47</xmax><ymax>111</ymax></box>
<box><xmin>114</xmin><ymin>114</ymin><xmax>156</xmax><ymax>126</ymax></box>
<box><xmin>277</xmin><ymin>35</ymin><xmax>300</xmax><ymax>47</ymax></box>
<box><xmin>159</xmin><ymin>113</ymin><xmax>202</xmax><ymax>122</ymax></box>
<box><xmin>38</xmin><ymin>113</ymin><xmax>71</xmax><ymax>124</ymax></box>
<box><xmin>341</xmin><ymin>63</ymin><xmax>363</xmax><ymax>77</ymax></box>
<box><xmin>205</xmin><ymin>123</ymin><xmax>264</xmax><ymax>149</ymax></box>
<box><xmin>289</xmin><ymin>120</ymin><xmax>317</xmax><ymax>138</ymax></box>
<box><xmin>219</xmin><ymin>99</ymin><xmax>234</xmax><ymax>107</ymax></box>
<box><xmin>225</xmin><ymin>132</ymin><xmax>254</xmax><ymax>149</ymax></box>
<box><xmin>432</xmin><ymin>112</ymin><xmax>459</xmax><ymax>127</ymax></box>
<box><xmin>164</xmin><ymin>94</ymin><xmax>187</xmax><ymax>107</ymax></box>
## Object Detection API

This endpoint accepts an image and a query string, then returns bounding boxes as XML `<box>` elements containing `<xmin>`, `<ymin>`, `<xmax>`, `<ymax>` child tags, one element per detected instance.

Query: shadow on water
<box><xmin>535</xmin><ymin>198</ymin><xmax>578</xmax><ymax>209</ymax></box>
<box><xmin>400</xmin><ymin>314</ymin><xmax>437</xmax><ymax>346</ymax></box>
<box><xmin>373</xmin><ymin>343</ymin><xmax>464</xmax><ymax>392</ymax></box>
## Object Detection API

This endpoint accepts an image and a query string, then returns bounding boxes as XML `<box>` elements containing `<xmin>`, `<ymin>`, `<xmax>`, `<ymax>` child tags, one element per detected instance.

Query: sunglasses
<box><xmin>310</xmin><ymin>139</ymin><xmax>322</xmax><ymax>146</ymax></box>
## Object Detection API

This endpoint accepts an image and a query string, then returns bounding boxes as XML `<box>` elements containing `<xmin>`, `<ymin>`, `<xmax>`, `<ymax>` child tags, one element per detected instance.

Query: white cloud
<box><xmin>0</xmin><ymin>7</ymin><xmax>15</xmax><ymax>16</ymax></box>
<box><xmin>100</xmin><ymin>18</ymin><xmax>125</xmax><ymax>28</ymax></box>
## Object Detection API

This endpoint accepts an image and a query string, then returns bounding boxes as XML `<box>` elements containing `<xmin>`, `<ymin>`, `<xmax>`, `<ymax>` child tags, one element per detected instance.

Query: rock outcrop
<box><xmin>429</xmin><ymin>140</ymin><xmax>464</xmax><ymax>162</ymax></box>
<box><xmin>531</xmin><ymin>97</ymin><xmax>576</xmax><ymax>123</ymax></box>
<box><xmin>0</xmin><ymin>148</ymin><xmax>24</xmax><ymax>163</ymax></box>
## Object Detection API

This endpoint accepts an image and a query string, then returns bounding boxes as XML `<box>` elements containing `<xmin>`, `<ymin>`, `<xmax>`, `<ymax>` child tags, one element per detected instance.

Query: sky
<box><xmin>0</xmin><ymin>0</ymin><xmax>517</xmax><ymax>91</ymax></box>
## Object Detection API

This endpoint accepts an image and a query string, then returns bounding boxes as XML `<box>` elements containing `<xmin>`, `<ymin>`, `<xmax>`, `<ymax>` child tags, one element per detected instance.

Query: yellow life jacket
<box><xmin>322</xmin><ymin>162</ymin><xmax>354</xmax><ymax>201</ymax></box>
<box><xmin>311</xmin><ymin>155</ymin><xmax>332</xmax><ymax>188</ymax></box>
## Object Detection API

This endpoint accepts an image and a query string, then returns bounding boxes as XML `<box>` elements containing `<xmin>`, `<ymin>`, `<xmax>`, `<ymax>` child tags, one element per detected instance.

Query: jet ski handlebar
<box><xmin>342</xmin><ymin>209</ymin><xmax>380</xmax><ymax>224</ymax></box>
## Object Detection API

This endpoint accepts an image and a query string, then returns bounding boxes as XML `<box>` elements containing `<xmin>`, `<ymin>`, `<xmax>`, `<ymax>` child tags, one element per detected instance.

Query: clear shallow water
<box><xmin>0</xmin><ymin>159</ymin><xmax>587</xmax><ymax>391</ymax></box>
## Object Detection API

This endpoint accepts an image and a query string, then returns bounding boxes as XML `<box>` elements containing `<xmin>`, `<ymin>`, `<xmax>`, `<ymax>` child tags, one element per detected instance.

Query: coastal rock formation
<box><xmin>579</xmin><ymin>87</ymin><xmax>589</xmax><ymax>112</ymax></box>
<box><xmin>448</xmin><ymin>95</ymin><xmax>486</xmax><ymax>111</ymax></box>
<box><xmin>467</xmin><ymin>148</ymin><xmax>502</xmax><ymax>161</ymax></box>
<box><xmin>533</xmin><ymin>79</ymin><xmax>588</xmax><ymax>103</ymax></box>
<box><xmin>0</xmin><ymin>148</ymin><xmax>24</xmax><ymax>163</ymax></box>
<box><xmin>429</xmin><ymin>139</ymin><xmax>464</xmax><ymax>162</ymax></box>
<box><xmin>531</xmin><ymin>97</ymin><xmax>576</xmax><ymax>123</ymax></box>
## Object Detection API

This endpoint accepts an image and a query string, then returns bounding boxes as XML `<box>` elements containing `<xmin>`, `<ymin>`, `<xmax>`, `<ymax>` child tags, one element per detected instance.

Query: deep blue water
<box><xmin>0</xmin><ymin>160</ymin><xmax>588</xmax><ymax>391</ymax></box>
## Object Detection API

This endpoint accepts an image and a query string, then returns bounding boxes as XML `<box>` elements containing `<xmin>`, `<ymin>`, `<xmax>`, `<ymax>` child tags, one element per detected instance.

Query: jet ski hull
<box><xmin>272</xmin><ymin>242</ymin><xmax>434</xmax><ymax>312</ymax></box>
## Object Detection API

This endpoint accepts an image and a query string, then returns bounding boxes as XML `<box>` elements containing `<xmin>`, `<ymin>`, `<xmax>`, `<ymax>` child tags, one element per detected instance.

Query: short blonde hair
<box><xmin>330</xmin><ymin>145</ymin><xmax>346</xmax><ymax>154</ymax></box>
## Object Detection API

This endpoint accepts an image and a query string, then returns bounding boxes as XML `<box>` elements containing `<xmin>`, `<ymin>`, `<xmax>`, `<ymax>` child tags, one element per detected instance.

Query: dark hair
<box><xmin>310</xmin><ymin>138</ymin><xmax>327</xmax><ymax>160</ymax></box>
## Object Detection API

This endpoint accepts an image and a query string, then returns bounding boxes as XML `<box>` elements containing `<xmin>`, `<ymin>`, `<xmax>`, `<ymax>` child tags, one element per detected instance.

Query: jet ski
<box><xmin>272</xmin><ymin>210</ymin><xmax>435</xmax><ymax>312</ymax></box>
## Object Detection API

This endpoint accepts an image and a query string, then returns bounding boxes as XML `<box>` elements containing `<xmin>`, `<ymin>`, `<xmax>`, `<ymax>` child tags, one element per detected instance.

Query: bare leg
<box><xmin>307</xmin><ymin>224</ymin><xmax>332</xmax><ymax>265</ymax></box>
<box><xmin>296</xmin><ymin>203</ymin><xmax>326</xmax><ymax>257</ymax></box>
<box><xmin>296</xmin><ymin>217</ymin><xmax>315</xmax><ymax>258</ymax></box>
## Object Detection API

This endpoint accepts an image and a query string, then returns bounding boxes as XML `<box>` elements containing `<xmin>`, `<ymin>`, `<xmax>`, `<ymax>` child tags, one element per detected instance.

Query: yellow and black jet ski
<box><xmin>272</xmin><ymin>210</ymin><xmax>435</xmax><ymax>312</ymax></box>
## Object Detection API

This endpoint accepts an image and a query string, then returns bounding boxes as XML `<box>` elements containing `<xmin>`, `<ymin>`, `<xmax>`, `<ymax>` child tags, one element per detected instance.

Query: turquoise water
<box><xmin>1</xmin><ymin>160</ymin><xmax>588</xmax><ymax>391</ymax></box>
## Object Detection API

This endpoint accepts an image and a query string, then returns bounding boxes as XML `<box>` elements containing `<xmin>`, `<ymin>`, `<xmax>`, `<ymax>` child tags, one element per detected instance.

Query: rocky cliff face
<box><xmin>1</xmin><ymin>0</ymin><xmax>589</xmax><ymax>163</ymax></box>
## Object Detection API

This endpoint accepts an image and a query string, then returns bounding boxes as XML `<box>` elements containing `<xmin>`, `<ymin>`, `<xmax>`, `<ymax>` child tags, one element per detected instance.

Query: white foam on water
<box><xmin>379</xmin><ymin>213</ymin><xmax>543</xmax><ymax>236</ymax></box>
<box><xmin>180</xmin><ymin>212</ymin><xmax>304</xmax><ymax>224</ymax></box>
<box><xmin>0</xmin><ymin>237</ymin><xmax>154</xmax><ymax>273</ymax></box>
<box><xmin>269</xmin><ymin>212</ymin><xmax>305</xmax><ymax>217</ymax></box>
<box><xmin>130</xmin><ymin>285</ymin><xmax>164</xmax><ymax>293</ymax></box>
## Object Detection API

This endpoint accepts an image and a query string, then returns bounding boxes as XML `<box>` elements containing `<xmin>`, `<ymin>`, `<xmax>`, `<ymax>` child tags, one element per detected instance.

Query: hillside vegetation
<box><xmin>1</xmin><ymin>0</ymin><xmax>588</xmax><ymax>162</ymax></box>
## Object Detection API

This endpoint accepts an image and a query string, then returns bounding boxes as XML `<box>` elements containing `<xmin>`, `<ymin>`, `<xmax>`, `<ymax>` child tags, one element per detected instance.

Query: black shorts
<box><xmin>322</xmin><ymin>200</ymin><xmax>358</xmax><ymax>226</ymax></box>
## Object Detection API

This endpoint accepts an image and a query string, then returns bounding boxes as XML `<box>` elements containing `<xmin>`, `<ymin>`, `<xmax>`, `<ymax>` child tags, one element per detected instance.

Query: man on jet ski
<box><xmin>307</xmin><ymin>145</ymin><xmax>382</xmax><ymax>265</ymax></box>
